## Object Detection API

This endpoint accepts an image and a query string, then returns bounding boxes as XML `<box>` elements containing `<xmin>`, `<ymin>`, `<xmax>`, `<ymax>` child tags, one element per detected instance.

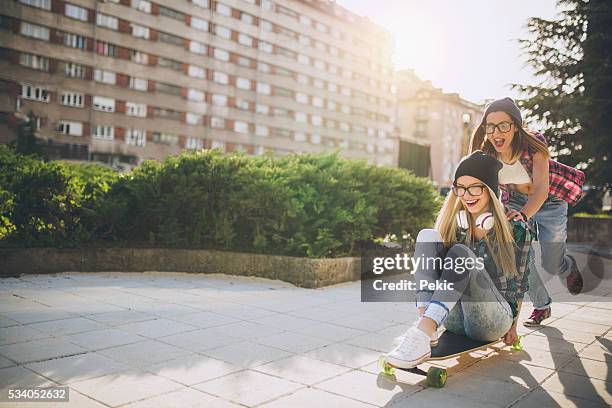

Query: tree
<box><xmin>10</xmin><ymin>110</ymin><xmax>42</xmax><ymax>157</ymax></box>
<box><xmin>514</xmin><ymin>0</ymin><xmax>612</xmax><ymax>211</ymax></box>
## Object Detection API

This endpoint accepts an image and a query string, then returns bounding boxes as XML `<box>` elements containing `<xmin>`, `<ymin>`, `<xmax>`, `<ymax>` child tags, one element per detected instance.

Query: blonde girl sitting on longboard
<box><xmin>386</xmin><ymin>151</ymin><xmax>532</xmax><ymax>369</ymax></box>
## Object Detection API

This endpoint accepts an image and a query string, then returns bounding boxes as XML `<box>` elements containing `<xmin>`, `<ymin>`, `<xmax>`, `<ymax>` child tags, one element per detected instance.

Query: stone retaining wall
<box><xmin>0</xmin><ymin>247</ymin><xmax>361</xmax><ymax>289</ymax></box>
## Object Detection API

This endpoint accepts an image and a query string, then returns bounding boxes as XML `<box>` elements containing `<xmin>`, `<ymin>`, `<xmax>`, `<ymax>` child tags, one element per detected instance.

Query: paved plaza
<box><xmin>0</xmin><ymin>251</ymin><xmax>610</xmax><ymax>407</ymax></box>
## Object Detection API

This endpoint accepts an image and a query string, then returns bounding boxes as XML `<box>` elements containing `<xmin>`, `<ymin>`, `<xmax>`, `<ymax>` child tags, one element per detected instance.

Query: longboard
<box><xmin>379</xmin><ymin>330</ymin><xmax>522</xmax><ymax>387</ymax></box>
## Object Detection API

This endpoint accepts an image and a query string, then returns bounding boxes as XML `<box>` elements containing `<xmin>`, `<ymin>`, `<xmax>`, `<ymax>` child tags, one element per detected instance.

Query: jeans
<box><xmin>506</xmin><ymin>189</ymin><xmax>571</xmax><ymax>310</ymax></box>
<box><xmin>414</xmin><ymin>229</ymin><xmax>513</xmax><ymax>342</ymax></box>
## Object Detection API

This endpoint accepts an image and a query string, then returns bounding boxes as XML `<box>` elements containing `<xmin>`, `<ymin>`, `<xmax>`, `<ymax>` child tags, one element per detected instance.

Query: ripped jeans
<box><xmin>414</xmin><ymin>229</ymin><xmax>513</xmax><ymax>342</ymax></box>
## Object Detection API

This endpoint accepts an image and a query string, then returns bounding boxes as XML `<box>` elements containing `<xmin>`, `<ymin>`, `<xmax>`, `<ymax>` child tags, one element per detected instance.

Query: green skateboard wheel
<box><xmin>378</xmin><ymin>356</ymin><xmax>396</xmax><ymax>376</ymax></box>
<box><xmin>427</xmin><ymin>367</ymin><xmax>447</xmax><ymax>388</ymax></box>
<box><xmin>511</xmin><ymin>335</ymin><xmax>524</xmax><ymax>351</ymax></box>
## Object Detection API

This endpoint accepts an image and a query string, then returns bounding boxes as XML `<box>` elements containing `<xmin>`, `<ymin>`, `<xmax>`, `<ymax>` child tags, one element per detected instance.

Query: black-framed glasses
<box><xmin>452</xmin><ymin>184</ymin><xmax>485</xmax><ymax>197</ymax></box>
<box><xmin>484</xmin><ymin>121</ymin><xmax>513</xmax><ymax>135</ymax></box>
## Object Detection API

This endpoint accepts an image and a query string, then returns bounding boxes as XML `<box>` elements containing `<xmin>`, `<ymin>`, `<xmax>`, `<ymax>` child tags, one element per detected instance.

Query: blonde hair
<box><xmin>434</xmin><ymin>185</ymin><xmax>519</xmax><ymax>277</ymax></box>
<box><xmin>469</xmin><ymin>121</ymin><xmax>550</xmax><ymax>162</ymax></box>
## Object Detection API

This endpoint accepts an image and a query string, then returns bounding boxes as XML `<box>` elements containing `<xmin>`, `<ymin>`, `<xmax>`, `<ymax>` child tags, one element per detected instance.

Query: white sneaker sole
<box><xmin>386</xmin><ymin>351</ymin><xmax>431</xmax><ymax>369</ymax></box>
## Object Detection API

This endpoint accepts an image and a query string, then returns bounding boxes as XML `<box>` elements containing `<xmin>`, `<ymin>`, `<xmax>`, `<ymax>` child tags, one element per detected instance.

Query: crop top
<box><xmin>498</xmin><ymin>160</ymin><xmax>531</xmax><ymax>185</ymax></box>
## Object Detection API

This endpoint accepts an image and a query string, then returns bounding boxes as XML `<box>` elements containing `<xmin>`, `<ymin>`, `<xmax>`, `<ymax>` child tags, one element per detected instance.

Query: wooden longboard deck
<box><xmin>429</xmin><ymin>330</ymin><xmax>498</xmax><ymax>360</ymax></box>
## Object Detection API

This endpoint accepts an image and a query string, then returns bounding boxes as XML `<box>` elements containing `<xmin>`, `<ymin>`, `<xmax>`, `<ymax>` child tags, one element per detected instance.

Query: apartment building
<box><xmin>0</xmin><ymin>0</ymin><xmax>397</xmax><ymax>168</ymax></box>
<box><xmin>396</xmin><ymin>69</ymin><xmax>483</xmax><ymax>188</ymax></box>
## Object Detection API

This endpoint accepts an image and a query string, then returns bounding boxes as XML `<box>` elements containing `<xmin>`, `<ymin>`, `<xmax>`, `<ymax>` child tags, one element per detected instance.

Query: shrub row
<box><xmin>0</xmin><ymin>146</ymin><xmax>440</xmax><ymax>258</ymax></box>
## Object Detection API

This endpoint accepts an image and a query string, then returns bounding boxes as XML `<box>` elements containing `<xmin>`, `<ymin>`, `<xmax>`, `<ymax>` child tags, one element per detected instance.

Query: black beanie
<box><xmin>454</xmin><ymin>151</ymin><xmax>503</xmax><ymax>196</ymax></box>
<box><xmin>482</xmin><ymin>97</ymin><xmax>522</xmax><ymax>126</ymax></box>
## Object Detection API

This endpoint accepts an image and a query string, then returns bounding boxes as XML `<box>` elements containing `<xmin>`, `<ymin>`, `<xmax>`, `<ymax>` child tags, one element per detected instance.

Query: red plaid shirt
<box><xmin>499</xmin><ymin>132</ymin><xmax>585</xmax><ymax>206</ymax></box>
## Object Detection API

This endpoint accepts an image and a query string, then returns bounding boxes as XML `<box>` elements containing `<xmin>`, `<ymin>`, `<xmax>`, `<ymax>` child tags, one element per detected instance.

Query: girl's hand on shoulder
<box><xmin>505</xmin><ymin>209</ymin><xmax>525</xmax><ymax>222</ymax></box>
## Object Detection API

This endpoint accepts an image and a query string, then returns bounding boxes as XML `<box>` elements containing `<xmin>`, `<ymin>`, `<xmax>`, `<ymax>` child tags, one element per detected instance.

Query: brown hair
<box><xmin>468</xmin><ymin>116</ymin><xmax>550</xmax><ymax>162</ymax></box>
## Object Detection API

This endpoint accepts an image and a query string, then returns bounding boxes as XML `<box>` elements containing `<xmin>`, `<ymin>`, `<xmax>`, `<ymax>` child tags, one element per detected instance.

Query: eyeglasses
<box><xmin>484</xmin><ymin>121</ymin><xmax>513</xmax><ymax>135</ymax></box>
<box><xmin>452</xmin><ymin>184</ymin><xmax>485</xmax><ymax>197</ymax></box>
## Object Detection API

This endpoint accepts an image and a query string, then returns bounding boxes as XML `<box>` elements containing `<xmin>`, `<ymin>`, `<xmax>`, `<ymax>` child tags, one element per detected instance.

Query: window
<box><xmin>255</xmin><ymin>104</ymin><xmax>269</xmax><ymax>114</ymax></box>
<box><xmin>255</xmin><ymin>124</ymin><xmax>268</xmax><ymax>137</ymax></box>
<box><xmin>272</xmin><ymin>128</ymin><xmax>290</xmax><ymax>138</ymax></box>
<box><xmin>277</xmin><ymin>5</ymin><xmax>297</xmax><ymax>18</ymax></box>
<box><xmin>340</xmin><ymin>122</ymin><xmax>350</xmax><ymax>132</ymax></box>
<box><xmin>216</xmin><ymin>3</ymin><xmax>231</xmax><ymax>16</ymax></box>
<box><xmin>312</xmin><ymin>97</ymin><xmax>323</xmax><ymax>108</ymax></box>
<box><xmin>131</xmin><ymin>0</ymin><xmax>151</xmax><ymax>13</ymax></box>
<box><xmin>65</xmin><ymin>4</ymin><xmax>88</xmax><ymax>21</ymax></box>
<box><xmin>254</xmin><ymin>145</ymin><xmax>265</xmax><ymax>155</ymax></box>
<box><xmin>131</xmin><ymin>24</ymin><xmax>149</xmax><ymax>39</ymax></box>
<box><xmin>20</xmin><ymin>83</ymin><xmax>49</xmax><ymax>102</ymax></box>
<box><xmin>299</xmin><ymin>15</ymin><xmax>311</xmax><ymax>26</ymax></box>
<box><xmin>65</xmin><ymin>62</ymin><xmax>86</xmax><ymax>78</ymax></box>
<box><xmin>97</xmin><ymin>13</ymin><xmax>118</xmax><ymax>30</ymax></box>
<box><xmin>187</xmin><ymin>88</ymin><xmax>204</xmax><ymax>102</ymax></box>
<box><xmin>341</xmin><ymin>104</ymin><xmax>351</xmax><ymax>114</ymax></box>
<box><xmin>341</xmin><ymin>87</ymin><xmax>352</xmax><ymax>97</ymax></box>
<box><xmin>93</xmin><ymin>96</ymin><xmax>115</xmax><ymax>112</ymax></box>
<box><xmin>211</xmin><ymin>140</ymin><xmax>225</xmax><ymax>150</ymax></box>
<box><xmin>297</xmin><ymin>54</ymin><xmax>310</xmax><ymax>65</ymax></box>
<box><xmin>275</xmin><ymin>87</ymin><xmax>292</xmax><ymax>98</ymax></box>
<box><xmin>189</xmin><ymin>41</ymin><xmax>207</xmax><ymax>55</ymax></box>
<box><xmin>152</xmin><ymin>131</ymin><xmax>179</xmax><ymax>145</ymax></box>
<box><xmin>273</xmin><ymin>107</ymin><xmax>289</xmax><ymax>117</ymax></box>
<box><xmin>261</xmin><ymin>0</ymin><xmax>274</xmax><ymax>11</ymax></box>
<box><xmin>20</xmin><ymin>22</ymin><xmax>49</xmax><ymax>41</ymax></box>
<box><xmin>191</xmin><ymin>17</ymin><xmax>209</xmax><ymax>31</ymax></box>
<box><xmin>238</xmin><ymin>33</ymin><xmax>252</xmax><ymax>47</ymax></box>
<box><xmin>296</xmin><ymin>93</ymin><xmax>308</xmax><ymax>104</ymax></box>
<box><xmin>156</xmin><ymin>82</ymin><xmax>181</xmax><ymax>96</ymax></box>
<box><xmin>276</xmin><ymin>47</ymin><xmax>296</xmax><ymax>59</ymax></box>
<box><xmin>237</xmin><ymin>56</ymin><xmax>251</xmax><ymax>67</ymax></box>
<box><xmin>295</xmin><ymin>112</ymin><xmax>307</xmax><ymax>123</ymax></box>
<box><xmin>311</xmin><ymin>133</ymin><xmax>321</xmax><ymax>144</ymax></box>
<box><xmin>92</xmin><ymin>125</ymin><xmax>114</xmax><ymax>140</ymax></box>
<box><xmin>315</xmin><ymin>22</ymin><xmax>328</xmax><ymax>33</ymax></box>
<box><xmin>311</xmin><ymin>115</ymin><xmax>322</xmax><ymax>126</ymax></box>
<box><xmin>294</xmin><ymin>132</ymin><xmax>306</xmax><ymax>142</ymax></box>
<box><xmin>193</xmin><ymin>0</ymin><xmax>209</xmax><ymax>9</ymax></box>
<box><xmin>315</xmin><ymin>41</ymin><xmax>326</xmax><ymax>51</ymax></box>
<box><xmin>19</xmin><ymin>53</ymin><xmax>49</xmax><ymax>71</ymax></box>
<box><xmin>94</xmin><ymin>68</ymin><xmax>117</xmax><ymax>85</ymax></box>
<box><xmin>158</xmin><ymin>32</ymin><xmax>183</xmax><ymax>46</ymax></box>
<box><xmin>258</xmin><ymin>41</ymin><xmax>273</xmax><ymax>54</ymax></box>
<box><xmin>314</xmin><ymin>59</ymin><xmax>325</xmax><ymax>70</ymax></box>
<box><xmin>212</xmin><ymin>94</ymin><xmax>227</xmax><ymax>106</ymax></box>
<box><xmin>313</xmin><ymin>79</ymin><xmax>324</xmax><ymax>89</ymax></box>
<box><xmin>241</xmin><ymin>13</ymin><xmax>254</xmax><ymax>25</ymax></box>
<box><xmin>95</xmin><ymin>41</ymin><xmax>116</xmax><ymax>57</ymax></box>
<box><xmin>159</xmin><ymin>6</ymin><xmax>185</xmax><ymax>21</ymax></box>
<box><xmin>259</xmin><ymin>20</ymin><xmax>273</xmax><ymax>32</ymax></box>
<box><xmin>129</xmin><ymin>77</ymin><xmax>148</xmax><ymax>91</ymax></box>
<box><xmin>125</xmin><ymin>128</ymin><xmax>146</xmax><ymax>146</ymax></box>
<box><xmin>234</xmin><ymin>121</ymin><xmax>248</xmax><ymax>133</ymax></box>
<box><xmin>186</xmin><ymin>137</ymin><xmax>203</xmax><ymax>150</ymax></box>
<box><xmin>157</xmin><ymin>57</ymin><xmax>182</xmax><ymax>72</ymax></box>
<box><xmin>275</xmin><ymin>66</ymin><xmax>291</xmax><ymax>77</ymax></box>
<box><xmin>236</xmin><ymin>77</ymin><xmax>251</xmax><ymax>90</ymax></box>
<box><xmin>60</xmin><ymin>91</ymin><xmax>84</xmax><ymax>107</ymax></box>
<box><xmin>156</xmin><ymin>108</ymin><xmax>181</xmax><ymax>120</ymax></box>
<box><xmin>328</xmin><ymin>83</ymin><xmax>337</xmax><ymax>92</ymax></box>
<box><xmin>19</xmin><ymin>0</ymin><xmax>51</xmax><ymax>10</ymax></box>
<box><xmin>188</xmin><ymin>65</ymin><xmax>205</xmax><ymax>79</ymax></box>
<box><xmin>214</xmin><ymin>25</ymin><xmax>231</xmax><ymax>39</ymax></box>
<box><xmin>58</xmin><ymin>120</ymin><xmax>83</xmax><ymax>136</ymax></box>
<box><xmin>213</xmin><ymin>48</ymin><xmax>229</xmax><ymax>61</ymax></box>
<box><xmin>213</xmin><ymin>72</ymin><xmax>228</xmax><ymax>85</ymax></box>
<box><xmin>297</xmin><ymin>74</ymin><xmax>308</xmax><ymax>85</ymax></box>
<box><xmin>126</xmin><ymin>102</ymin><xmax>146</xmax><ymax>117</ymax></box>
<box><xmin>299</xmin><ymin>35</ymin><xmax>311</xmax><ymax>46</ymax></box>
<box><xmin>210</xmin><ymin>117</ymin><xmax>225</xmax><ymax>129</ymax></box>
<box><xmin>131</xmin><ymin>51</ymin><xmax>149</xmax><ymax>64</ymax></box>
<box><xmin>256</xmin><ymin>82</ymin><xmax>271</xmax><ymax>95</ymax></box>
<box><xmin>257</xmin><ymin>62</ymin><xmax>271</xmax><ymax>73</ymax></box>
<box><xmin>186</xmin><ymin>113</ymin><xmax>202</xmax><ymax>125</ymax></box>
<box><xmin>63</xmin><ymin>32</ymin><xmax>86</xmax><ymax>49</ymax></box>
<box><xmin>235</xmin><ymin>99</ymin><xmax>249</xmax><ymax>110</ymax></box>
<box><xmin>327</xmin><ymin>100</ymin><xmax>336</xmax><ymax>110</ymax></box>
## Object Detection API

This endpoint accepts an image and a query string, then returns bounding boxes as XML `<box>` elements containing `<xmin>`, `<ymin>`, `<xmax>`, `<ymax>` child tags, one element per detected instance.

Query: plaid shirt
<box><xmin>499</xmin><ymin>132</ymin><xmax>585</xmax><ymax>206</ymax></box>
<box><xmin>456</xmin><ymin>219</ymin><xmax>532</xmax><ymax>318</ymax></box>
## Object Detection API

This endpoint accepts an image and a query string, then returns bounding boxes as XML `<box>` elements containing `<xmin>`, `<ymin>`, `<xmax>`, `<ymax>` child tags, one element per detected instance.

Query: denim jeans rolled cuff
<box><xmin>415</xmin><ymin>290</ymin><xmax>434</xmax><ymax>309</ymax></box>
<box><xmin>423</xmin><ymin>301</ymin><xmax>449</xmax><ymax>327</ymax></box>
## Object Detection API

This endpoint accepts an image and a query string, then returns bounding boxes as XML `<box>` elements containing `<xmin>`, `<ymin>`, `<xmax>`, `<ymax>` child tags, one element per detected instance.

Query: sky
<box><xmin>336</xmin><ymin>0</ymin><xmax>559</xmax><ymax>104</ymax></box>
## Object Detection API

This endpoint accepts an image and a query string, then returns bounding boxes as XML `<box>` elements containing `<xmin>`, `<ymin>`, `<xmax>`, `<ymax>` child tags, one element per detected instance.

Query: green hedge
<box><xmin>0</xmin><ymin>146</ymin><xmax>440</xmax><ymax>258</ymax></box>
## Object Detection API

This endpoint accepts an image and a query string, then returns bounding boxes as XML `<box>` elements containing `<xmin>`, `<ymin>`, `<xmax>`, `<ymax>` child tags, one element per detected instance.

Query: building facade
<box><xmin>0</xmin><ymin>0</ymin><xmax>397</xmax><ymax>169</ymax></box>
<box><xmin>395</xmin><ymin>69</ymin><xmax>483</xmax><ymax>189</ymax></box>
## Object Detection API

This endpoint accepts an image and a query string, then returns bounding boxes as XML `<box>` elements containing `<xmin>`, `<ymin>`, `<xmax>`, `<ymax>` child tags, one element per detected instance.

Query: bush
<box><xmin>0</xmin><ymin>147</ymin><xmax>441</xmax><ymax>257</ymax></box>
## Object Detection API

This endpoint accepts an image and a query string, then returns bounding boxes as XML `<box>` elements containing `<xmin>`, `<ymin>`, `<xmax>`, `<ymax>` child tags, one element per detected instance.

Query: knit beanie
<box><xmin>482</xmin><ymin>97</ymin><xmax>522</xmax><ymax>126</ymax></box>
<box><xmin>454</xmin><ymin>151</ymin><xmax>503</xmax><ymax>196</ymax></box>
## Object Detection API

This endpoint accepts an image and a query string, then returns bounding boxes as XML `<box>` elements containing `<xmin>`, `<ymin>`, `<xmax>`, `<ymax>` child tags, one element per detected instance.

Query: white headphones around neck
<box><xmin>456</xmin><ymin>210</ymin><xmax>495</xmax><ymax>231</ymax></box>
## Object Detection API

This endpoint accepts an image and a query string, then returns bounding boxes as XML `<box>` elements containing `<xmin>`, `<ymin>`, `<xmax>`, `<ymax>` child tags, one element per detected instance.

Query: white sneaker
<box><xmin>386</xmin><ymin>326</ymin><xmax>431</xmax><ymax>369</ymax></box>
<box><xmin>396</xmin><ymin>320</ymin><xmax>440</xmax><ymax>347</ymax></box>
